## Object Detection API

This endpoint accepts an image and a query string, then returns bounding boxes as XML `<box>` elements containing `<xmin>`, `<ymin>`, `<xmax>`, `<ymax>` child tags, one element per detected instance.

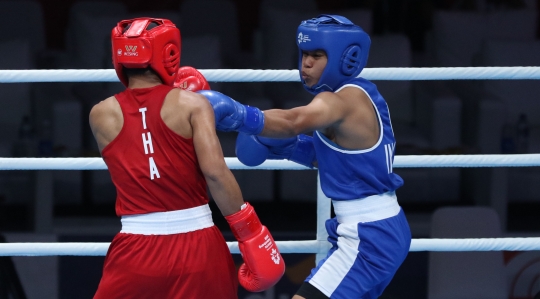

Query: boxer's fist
<box><xmin>197</xmin><ymin>90</ymin><xmax>264</xmax><ymax>135</ymax></box>
<box><xmin>236</xmin><ymin>133</ymin><xmax>316</xmax><ymax>168</ymax></box>
<box><xmin>225</xmin><ymin>203</ymin><xmax>284</xmax><ymax>292</ymax></box>
<box><xmin>174</xmin><ymin>66</ymin><xmax>210</xmax><ymax>91</ymax></box>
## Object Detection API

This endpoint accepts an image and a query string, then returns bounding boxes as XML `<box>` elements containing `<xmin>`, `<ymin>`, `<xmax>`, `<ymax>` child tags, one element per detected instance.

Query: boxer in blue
<box><xmin>198</xmin><ymin>15</ymin><xmax>411</xmax><ymax>299</ymax></box>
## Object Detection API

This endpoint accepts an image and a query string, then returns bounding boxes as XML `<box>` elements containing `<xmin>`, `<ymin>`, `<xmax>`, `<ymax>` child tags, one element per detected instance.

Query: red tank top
<box><xmin>102</xmin><ymin>85</ymin><xmax>209</xmax><ymax>216</ymax></box>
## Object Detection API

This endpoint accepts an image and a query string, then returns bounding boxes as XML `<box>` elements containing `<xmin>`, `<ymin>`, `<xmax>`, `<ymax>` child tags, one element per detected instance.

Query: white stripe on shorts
<box><xmin>120</xmin><ymin>204</ymin><xmax>214</xmax><ymax>235</ymax></box>
<box><xmin>308</xmin><ymin>222</ymin><xmax>361</xmax><ymax>297</ymax></box>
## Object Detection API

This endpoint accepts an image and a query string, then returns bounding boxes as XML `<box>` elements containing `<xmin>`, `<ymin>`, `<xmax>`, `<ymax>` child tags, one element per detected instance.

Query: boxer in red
<box><xmin>90</xmin><ymin>17</ymin><xmax>284</xmax><ymax>298</ymax></box>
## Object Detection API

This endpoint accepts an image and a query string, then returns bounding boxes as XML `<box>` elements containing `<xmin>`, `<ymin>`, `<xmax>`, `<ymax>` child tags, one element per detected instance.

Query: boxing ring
<box><xmin>0</xmin><ymin>67</ymin><xmax>540</xmax><ymax>259</ymax></box>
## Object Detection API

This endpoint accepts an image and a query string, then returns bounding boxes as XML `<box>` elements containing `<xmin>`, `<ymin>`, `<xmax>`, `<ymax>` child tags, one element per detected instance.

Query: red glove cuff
<box><xmin>225</xmin><ymin>203</ymin><xmax>262</xmax><ymax>242</ymax></box>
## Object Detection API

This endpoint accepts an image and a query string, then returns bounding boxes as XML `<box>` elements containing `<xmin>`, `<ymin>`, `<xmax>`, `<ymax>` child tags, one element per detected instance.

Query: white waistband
<box><xmin>120</xmin><ymin>204</ymin><xmax>214</xmax><ymax>235</ymax></box>
<box><xmin>332</xmin><ymin>191</ymin><xmax>401</xmax><ymax>223</ymax></box>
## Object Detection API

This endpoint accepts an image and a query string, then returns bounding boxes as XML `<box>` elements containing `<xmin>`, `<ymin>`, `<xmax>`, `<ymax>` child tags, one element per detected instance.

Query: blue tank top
<box><xmin>313</xmin><ymin>77</ymin><xmax>403</xmax><ymax>200</ymax></box>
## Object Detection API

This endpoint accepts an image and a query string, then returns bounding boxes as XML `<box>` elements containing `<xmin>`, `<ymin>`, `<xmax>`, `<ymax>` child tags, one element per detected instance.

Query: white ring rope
<box><xmin>1</xmin><ymin>67</ymin><xmax>540</xmax><ymax>83</ymax></box>
<box><xmin>1</xmin><ymin>238</ymin><xmax>539</xmax><ymax>256</ymax></box>
<box><xmin>2</xmin><ymin>67</ymin><xmax>539</xmax><ymax>257</ymax></box>
<box><xmin>1</xmin><ymin>154</ymin><xmax>540</xmax><ymax>170</ymax></box>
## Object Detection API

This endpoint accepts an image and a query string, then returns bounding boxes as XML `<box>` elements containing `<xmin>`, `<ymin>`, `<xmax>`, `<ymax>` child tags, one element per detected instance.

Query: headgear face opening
<box><xmin>112</xmin><ymin>18</ymin><xmax>181</xmax><ymax>87</ymax></box>
<box><xmin>297</xmin><ymin>15</ymin><xmax>371</xmax><ymax>95</ymax></box>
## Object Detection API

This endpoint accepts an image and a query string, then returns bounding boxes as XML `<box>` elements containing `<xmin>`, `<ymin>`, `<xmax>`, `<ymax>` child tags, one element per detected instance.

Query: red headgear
<box><xmin>111</xmin><ymin>18</ymin><xmax>181</xmax><ymax>86</ymax></box>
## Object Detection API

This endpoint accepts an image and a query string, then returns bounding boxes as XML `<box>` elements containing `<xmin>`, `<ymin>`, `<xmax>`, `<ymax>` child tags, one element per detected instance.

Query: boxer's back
<box><xmin>91</xmin><ymin>85</ymin><xmax>209</xmax><ymax>216</ymax></box>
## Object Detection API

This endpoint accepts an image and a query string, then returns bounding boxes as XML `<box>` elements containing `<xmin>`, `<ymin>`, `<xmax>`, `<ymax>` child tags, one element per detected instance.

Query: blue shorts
<box><xmin>305</xmin><ymin>209</ymin><xmax>411</xmax><ymax>298</ymax></box>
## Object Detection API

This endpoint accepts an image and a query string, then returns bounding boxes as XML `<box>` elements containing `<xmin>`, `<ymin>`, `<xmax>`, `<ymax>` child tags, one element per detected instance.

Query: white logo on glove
<box><xmin>259</xmin><ymin>235</ymin><xmax>272</xmax><ymax>249</ymax></box>
<box><xmin>271</xmin><ymin>248</ymin><xmax>280</xmax><ymax>264</ymax></box>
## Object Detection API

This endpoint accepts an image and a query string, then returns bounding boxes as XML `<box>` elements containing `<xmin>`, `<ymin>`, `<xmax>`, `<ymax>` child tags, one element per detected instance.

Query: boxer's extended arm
<box><xmin>199</xmin><ymin>90</ymin><xmax>347</xmax><ymax>138</ymax></box>
<box><xmin>225</xmin><ymin>203</ymin><xmax>285</xmax><ymax>292</ymax></box>
<box><xmin>260</xmin><ymin>91</ymin><xmax>345</xmax><ymax>138</ymax></box>
<box><xmin>235</xmin><ymin>132</ymin><xmax>316</xmax><ymax>168</ymax></box>
<box><xmin>173</xmin><ymin>66</ymin><xmax>211</xmax><ymax>91</ymax></box>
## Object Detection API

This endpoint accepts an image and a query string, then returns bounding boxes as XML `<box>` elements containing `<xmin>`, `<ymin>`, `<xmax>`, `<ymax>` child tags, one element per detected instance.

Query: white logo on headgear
<box><xmin>123</xmin><ymin>45</ymin><xmax>138</xmax><ymax>56</ymax></box>
<box><xmin>117</xmin><ymin>49</ymin><xmax>122</xmax><ymax>56</ymax></box>
<box><xmin>298</xmin><ymin>32</ymin><xmax>311</xmax><ymax>44</ymax></box>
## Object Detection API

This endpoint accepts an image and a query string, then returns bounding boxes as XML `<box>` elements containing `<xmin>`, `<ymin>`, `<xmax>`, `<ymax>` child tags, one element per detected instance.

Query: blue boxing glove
<box><xmin>236</xmin><ymin>132</ymin><xmax>316</xmax><ymax>168</ymax></box>
<box><xmin>197</xmin><ymin>90</ymin><xmax>264</xmax><ymax>135</ymax></box>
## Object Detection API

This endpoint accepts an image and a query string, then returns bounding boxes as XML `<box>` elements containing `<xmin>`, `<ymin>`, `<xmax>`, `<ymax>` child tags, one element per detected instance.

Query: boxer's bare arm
<box><xmin>262</xmin><ymin>87</ymin><xmax>379</xmax><ymax>150</ymax></box>
<box><xmin>89</xmin><ymin>96</ymin><xmax>123</xmax><ymax>153</ymax></box>
<box><xmin>165</xmin><ymin>90</ymin><xmax>244</xmax><ymax>216</ymax></box>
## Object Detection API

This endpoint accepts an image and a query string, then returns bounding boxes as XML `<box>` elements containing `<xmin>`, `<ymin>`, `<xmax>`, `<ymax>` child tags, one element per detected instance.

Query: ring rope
<box><xmin>1</xmin><ymin>154</ymin><xmax>540</xmax><ymax>170</ymax></box>
<box><xmin>2</xmin><ymin>67</ymin><xmax>539</xmax><ymax>256</ymax></box>
<box><xmin>1</xmin><ymin>238</ymin><xmax>539</xmax><ymax>256</ymax></box>
<box><xmin>1</xmin><ymin>67</ymin><xmax>540</xmax><ymax>83</ymax></box>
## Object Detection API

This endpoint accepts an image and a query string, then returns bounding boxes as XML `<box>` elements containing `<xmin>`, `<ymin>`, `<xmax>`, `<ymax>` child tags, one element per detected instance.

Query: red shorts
<box><xmin>93</xmin><ymin>226</ymin><xmax>237</xmax><ymax>299</ymax></box>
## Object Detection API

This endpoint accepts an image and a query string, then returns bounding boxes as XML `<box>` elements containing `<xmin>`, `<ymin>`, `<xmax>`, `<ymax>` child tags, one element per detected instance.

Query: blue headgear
<box><xmin>297</xmin><ymin>15</ymin><xmax>371</xmax><ymax>95</ymax></box>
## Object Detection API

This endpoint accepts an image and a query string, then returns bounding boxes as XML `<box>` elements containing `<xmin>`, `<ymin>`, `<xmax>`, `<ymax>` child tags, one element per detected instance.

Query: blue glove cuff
<box><xmin>289</xmin><ymin>134</ymin><xmax>316</xmax><ymax>168</ymax></box>
<box><xmin>240</xmin><ymin>106</ymin><xmax>265</xmax><ymax>135</ymax></box>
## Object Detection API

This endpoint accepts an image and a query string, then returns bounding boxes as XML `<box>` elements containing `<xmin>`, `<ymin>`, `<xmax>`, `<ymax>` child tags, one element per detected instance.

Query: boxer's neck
<box><xmin>127</xmin><ymin>74</ymin><xmax>162</xmax><ymax>89</ymax></box>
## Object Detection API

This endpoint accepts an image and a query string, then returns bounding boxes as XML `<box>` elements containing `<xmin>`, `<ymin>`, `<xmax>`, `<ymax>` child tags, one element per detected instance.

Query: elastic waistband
<box><xmin>120</xmin><ymin>204</ymin><xmax>214</xmax><ymax>235</ymax></box>
<box><xmin>332</xmin><ymin>191</ymin><xmax>401</xmax><ymax>223</ymax></box>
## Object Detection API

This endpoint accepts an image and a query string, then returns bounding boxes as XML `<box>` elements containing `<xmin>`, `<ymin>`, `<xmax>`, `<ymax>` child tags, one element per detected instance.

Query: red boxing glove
<box><xmin>225</xmin><ymin>203</ymin><xmax>285</xmax><ymax>292</ymax></box>
<box><xmin>173</xmin><ymin>66</ymin><xmax>211</xmax><ymax>91</ymax></box>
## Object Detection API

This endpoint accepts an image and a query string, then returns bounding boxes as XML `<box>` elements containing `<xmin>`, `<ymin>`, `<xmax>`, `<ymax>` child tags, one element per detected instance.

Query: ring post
<box><xmin>316</xmin><ymin>173</ymin><xmax>331</xmax><ymax>264</ymax></box>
